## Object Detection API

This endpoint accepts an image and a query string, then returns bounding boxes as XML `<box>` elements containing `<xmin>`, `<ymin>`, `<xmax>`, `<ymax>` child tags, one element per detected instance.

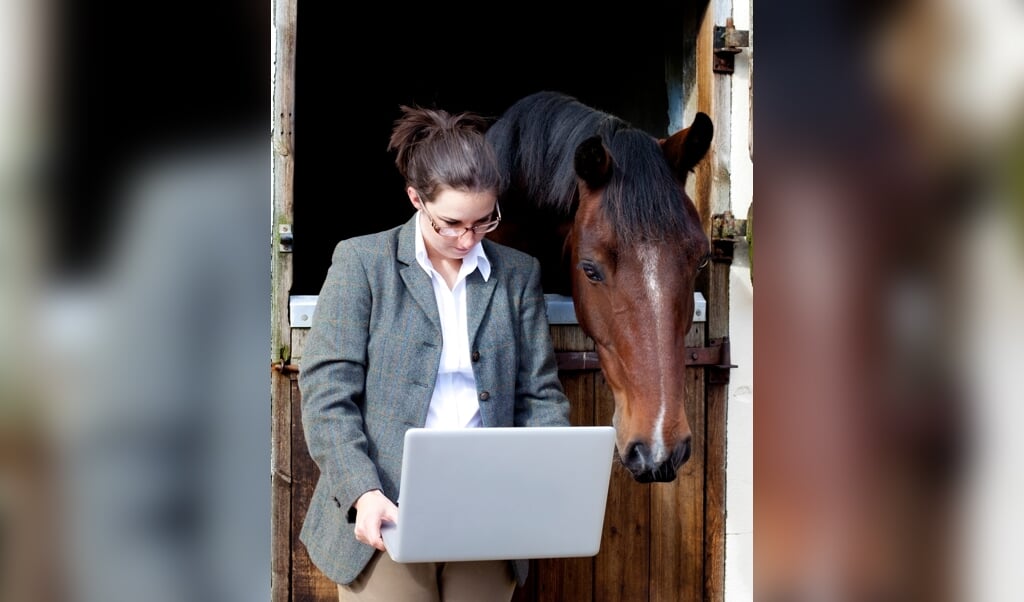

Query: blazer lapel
<box><xmin>397</xmin><ymin>215</ymin><xmax>442</xmax><ymax>333</ymax></box>
<box><xmin>466</xmin><ymin>250</ymin><xmax>498</xmax><ymax>347</ymax></box>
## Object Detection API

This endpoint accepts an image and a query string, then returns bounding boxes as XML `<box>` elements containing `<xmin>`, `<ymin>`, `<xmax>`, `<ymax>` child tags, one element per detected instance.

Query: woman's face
<box><xmin>411</xmin><ymin>187</ymin><xmax>498</xmax><ymax>262</ymax></box>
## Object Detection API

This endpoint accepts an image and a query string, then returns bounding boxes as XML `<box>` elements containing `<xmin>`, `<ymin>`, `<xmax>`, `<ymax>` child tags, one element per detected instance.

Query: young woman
<box><xmin>299</xmin><ymin>104</ymin><xmax>571</xmax><ymax>601</ymax></box>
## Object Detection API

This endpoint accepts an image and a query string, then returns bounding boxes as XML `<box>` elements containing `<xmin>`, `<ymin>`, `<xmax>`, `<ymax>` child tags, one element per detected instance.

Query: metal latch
<box><xmin>556</xmin><ymin>337</ymin><xmax>737</xmax><ymax>384</ymax></box>
<box><xmin>714</xmin><ymin>18</ymin><xmax>750</xmax><ymax>74</ymax></box>
<box><xmin>271</xmin><ymin>345</ymin><xmax>299</xmax><ymax>375</ymax></box>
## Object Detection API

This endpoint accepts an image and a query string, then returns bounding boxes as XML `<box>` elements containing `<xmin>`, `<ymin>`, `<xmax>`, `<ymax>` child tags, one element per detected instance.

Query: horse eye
<box><xmin>698</xmin><ymin>253</ymin><xmax>711</xmax><ymax>270</ymax></box>
<box><xmin>579</xmin><ymin>261</ymin><xmax>604</xmax><ymax>283</ymax></box>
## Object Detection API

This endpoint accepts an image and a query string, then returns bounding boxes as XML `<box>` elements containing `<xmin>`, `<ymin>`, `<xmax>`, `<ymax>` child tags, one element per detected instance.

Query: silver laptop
<box><xmin>381</xmin><ymin>426</ymin><xmax>616</xmax><ymax>563</ymax></box>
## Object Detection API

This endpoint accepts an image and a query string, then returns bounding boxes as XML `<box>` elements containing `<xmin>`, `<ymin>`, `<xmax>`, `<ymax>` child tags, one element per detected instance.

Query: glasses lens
<box><xmin>434</xmin><ymin>222</ymin><xmax>500</xmax><ymax>237</ymax></box>
<box><xmin>428</xmin><ymin>202</ymin><xmax>500</xmax><ymax>237</ymax></box>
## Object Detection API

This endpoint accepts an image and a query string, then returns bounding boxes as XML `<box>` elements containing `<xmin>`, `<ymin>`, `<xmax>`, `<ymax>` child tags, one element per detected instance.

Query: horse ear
<box><xmin>574</xmin><ymin>135</ymin><xmax>613</xmax><ymax>189</ymax></box>
<box><xmin>660</xmin><ymin>112</ymin><xmax>713</xmax><ymax>177</ymax></box>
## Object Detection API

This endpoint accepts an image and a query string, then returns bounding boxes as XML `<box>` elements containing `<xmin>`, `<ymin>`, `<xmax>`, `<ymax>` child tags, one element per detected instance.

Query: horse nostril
<box><xmin>624</xmin><ymin>441</ymin><xmax>651</xmax><ymax>468</ymax></box>
<box><xmin>626</xmin><ymin>441</ymin><xmax>642</xmax><ymax>460</ymax></box>
<box><xmin>679</xmin><ymin>438</ymin><xmax>696</xmax><ymax>464</ymax></box>
<box><xmin>673</xmin><ymin>436</ymin><xmax>693</xmax><ymax>468</ymax></box>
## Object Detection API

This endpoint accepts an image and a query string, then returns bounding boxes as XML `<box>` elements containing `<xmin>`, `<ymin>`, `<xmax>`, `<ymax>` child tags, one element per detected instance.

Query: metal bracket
<box><xmin>706</xmin><ymin>337</ymin><xmax>738</xmax><ymax>384</ymax></box>
<box><xmin>279</xmin><ymin>224</ymin><xmax>294</xmax><ymax>253</ymax></box>
<box><xmin>556</xmin><ymin>337</ymin><xmax>737</xmax><ymax>384</ymax></box>
<box><xmin>712</xmin><ymin>211</ymin><xmax>748</xmax><ymax>266</ymax></box>
<box><xmin>714</xmin><ymin>18</ymin><xmax>750</xmax><ymax>74</ymax></box>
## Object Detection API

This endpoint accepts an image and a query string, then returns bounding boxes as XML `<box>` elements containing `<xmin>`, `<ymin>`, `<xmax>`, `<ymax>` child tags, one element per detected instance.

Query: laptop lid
<box><xmin>381</xmin><ymin>426</ymin><xmax>616</xmax><ymax>563</ymax></box>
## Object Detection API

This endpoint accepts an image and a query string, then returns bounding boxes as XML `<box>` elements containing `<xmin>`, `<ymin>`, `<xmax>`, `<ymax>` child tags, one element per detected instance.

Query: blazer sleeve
<box><xmin>513</xmin><ymin>256</ymin><xmax>572</xmax><ymax>427</ymax></box>
<box><xmin>299</xmin><ymin>240</ymin><xmax>383</xmax><ymax>518</ymax></box>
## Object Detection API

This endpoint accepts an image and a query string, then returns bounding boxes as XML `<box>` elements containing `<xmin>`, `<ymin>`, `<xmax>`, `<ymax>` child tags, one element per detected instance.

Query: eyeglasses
<box><xmin>418</xmin><ymin>195</ymin><xmax>502</xmax><ymax>238</ymax></box>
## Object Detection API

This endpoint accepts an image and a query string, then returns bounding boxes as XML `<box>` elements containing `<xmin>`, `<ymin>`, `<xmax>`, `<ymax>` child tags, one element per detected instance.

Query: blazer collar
<box><xmin>465</xmin><ymin>260</ymin><xmax>498</xmax><ymax>346</ymax></box>
<box><xmin>397</xmin><ymin>213</ymin><xmax>419</xmax><ymax>267</ymax></box>
<box><xmin>397</xmin><ymin>213</ymin><xmax>500</xmax><ymax>346</ymax></box>
<box><xmin>397</xmin><ymin>214</ymin><xmax>441</xmax><ymax>333</ymax></box>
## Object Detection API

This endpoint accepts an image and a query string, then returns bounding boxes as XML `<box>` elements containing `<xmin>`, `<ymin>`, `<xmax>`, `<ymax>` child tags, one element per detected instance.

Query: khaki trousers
<box><xmin>337</xmin><ymin>550</ymin><xmax>516</xmax><ymax>602</ymax></box>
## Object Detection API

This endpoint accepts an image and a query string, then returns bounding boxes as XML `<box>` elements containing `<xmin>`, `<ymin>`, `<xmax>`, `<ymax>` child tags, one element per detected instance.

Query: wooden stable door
<box><xmin>510</xmin><ymin>325</ymin><xmax>713</xmax><ymax>602</ymax></box>
<box><xmin>280</xmin><ymin>317</ymin><xmax>723</xmax><ymax>602</ymax></box>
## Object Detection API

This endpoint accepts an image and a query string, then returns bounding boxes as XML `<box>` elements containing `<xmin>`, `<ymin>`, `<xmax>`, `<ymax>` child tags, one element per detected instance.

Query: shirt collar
<box><xmin>414</xmin><ymin>212</ymin><xmax>491</xmax><ymax>282</ymax></box>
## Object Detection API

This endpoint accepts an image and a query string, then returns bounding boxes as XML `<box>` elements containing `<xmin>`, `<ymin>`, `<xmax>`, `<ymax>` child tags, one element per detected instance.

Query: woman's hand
<box><xmin>352</xmin><ymin>489</ymin><xmax>399</xmax><ymax>551</ymax></box>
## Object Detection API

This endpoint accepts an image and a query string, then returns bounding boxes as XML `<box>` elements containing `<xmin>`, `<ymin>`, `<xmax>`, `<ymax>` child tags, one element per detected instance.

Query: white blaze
<box><xmin>637</xmin><ymin>245</ymin><xmax>667</xmax><ymax>463</ymax></box>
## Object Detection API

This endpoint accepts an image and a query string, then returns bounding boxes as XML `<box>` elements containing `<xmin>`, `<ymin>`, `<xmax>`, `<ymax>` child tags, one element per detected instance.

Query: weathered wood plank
<box><xmin>703</xmin><ymin>382</ymin><xmax>727</xmax><ymax>602</ymax></box>
<box><xmin>290</xmin><ymin>381</ymin><xmax>338</xmax><ymax>601</ymax></box>
<box><xmin>550</xmin><ymin>324</ymin><xmax>595</xmax><ymax>353</ymax></box>
<box><xmin>535</xmin><ymin>556</ymin><xmax>595</xmax><ymax>602</ymax></box>
<box><xmin>650</xmin><ymin>324</ymin><xmax>706</xmax><ymax>602</ymax></box>
<box><xmin>271</xmin><ymin>372</ymin><xmax>293</xmax><ymax>602</ymax></box>
<box><xmin>703</xmin><ymin>260</ymin><xmax>730</xmax><ymax>602</ymax></box>
<box><xmin>290</xmin><ymin>328</ymin><xmax>308</xmax><ymax>364</ymax></box>
<box><xmin>695</xmin><ymin>0</ymin><xmax>714</xmax><ymax>238</ymax></box>
<box><xmin>271</xmin><ymin>0</ymin><xmax>297</xmax><ymax>597</ymax></box>
<box><xmin>594</xmin><ymin>374</ymin><xmax>650</xmax><ymax>602</ymax></box>
<box><xmin>697</xmin><ymin>0</ymin><xmax>733</xmax><ymax>597</ymax></box>
<box><xmin>532</xmin><ymin>329</ymin><xmax>598</xmax><ymax>601</ymax></box>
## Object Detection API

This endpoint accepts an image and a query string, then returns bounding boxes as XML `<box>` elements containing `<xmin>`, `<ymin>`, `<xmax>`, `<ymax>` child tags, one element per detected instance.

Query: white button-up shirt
<box><xmin>414</xmin><ymin>216</ymin><xmax>491</xmax><ymax>429</ymax></box>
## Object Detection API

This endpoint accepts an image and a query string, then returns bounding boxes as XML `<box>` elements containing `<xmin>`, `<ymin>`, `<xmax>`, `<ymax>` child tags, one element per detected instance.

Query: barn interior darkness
<box><xmin>292</xmin><ymin>1</ymin><xmax>695</xmax><ymax>295</ymax></box>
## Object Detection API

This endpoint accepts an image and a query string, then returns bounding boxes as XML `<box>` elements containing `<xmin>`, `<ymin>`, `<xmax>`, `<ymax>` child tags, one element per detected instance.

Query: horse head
<box><xmin>568</xmin><ymin>112</ymin><xmax>712</xmax><ymax>482</ymax></box>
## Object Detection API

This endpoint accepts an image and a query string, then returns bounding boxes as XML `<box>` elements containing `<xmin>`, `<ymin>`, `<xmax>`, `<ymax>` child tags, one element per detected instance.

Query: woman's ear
<box><xmin>407</xmin><ymin>186</ymin><xmax>422</xmax><ymax>209</ymax></box>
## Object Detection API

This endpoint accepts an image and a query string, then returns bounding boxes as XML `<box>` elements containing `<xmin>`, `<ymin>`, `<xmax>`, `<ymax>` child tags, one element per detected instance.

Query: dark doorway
<box><xmin>292</xmin><ymin>1</ymin><xmax>688</xmax><ymax>294</ymax></box>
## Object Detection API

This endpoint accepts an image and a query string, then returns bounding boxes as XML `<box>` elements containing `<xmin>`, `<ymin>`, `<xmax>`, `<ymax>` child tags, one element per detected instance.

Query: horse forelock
<box><xmin>601</xmin><ymin>130</ymin><xmax>691</xmax><ymax>249</ymax></box>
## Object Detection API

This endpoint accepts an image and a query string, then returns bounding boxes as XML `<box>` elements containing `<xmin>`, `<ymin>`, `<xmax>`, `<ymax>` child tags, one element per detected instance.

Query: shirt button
<box><xmin>478</xmin><ymin>391</ymin><xmax>490</xmax><ymax>401</ymax></box>
<box><xmin>471</xmin><ymin>351</ymin><xmax>481</xmax><ymax>362</ymax></box>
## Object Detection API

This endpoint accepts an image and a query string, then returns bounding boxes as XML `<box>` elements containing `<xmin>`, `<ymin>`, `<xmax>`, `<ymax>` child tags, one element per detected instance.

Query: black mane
<box><xmin>486</xmin><ymin>91</ymin><xmax>691</xmax><ymax>247</ymax></box>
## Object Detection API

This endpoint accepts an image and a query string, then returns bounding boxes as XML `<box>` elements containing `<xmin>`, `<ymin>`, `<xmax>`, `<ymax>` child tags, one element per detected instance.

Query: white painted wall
<box><xmin>725</xmin><ymin>0</ymin><xmax>754</xmax><ymax>600</ymax></box>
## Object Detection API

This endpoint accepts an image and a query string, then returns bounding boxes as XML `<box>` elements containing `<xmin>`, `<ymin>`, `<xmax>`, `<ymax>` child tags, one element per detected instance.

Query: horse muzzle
<box><xmin>622</xmin><ymin>435</ymin><xmax>692</xmax><ymax>483</ymax></box>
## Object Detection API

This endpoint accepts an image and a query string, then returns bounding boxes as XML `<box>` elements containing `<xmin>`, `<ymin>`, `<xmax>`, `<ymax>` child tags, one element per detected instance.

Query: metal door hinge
<box><xmin>714</xmin><ymin>18</ymin><xmax>750</xmax><ymax>74</ymax></box>
<box><xmin>712</xmin><ymin>211</ymin><xmax>747</xmax><ymax>240</ymax></box>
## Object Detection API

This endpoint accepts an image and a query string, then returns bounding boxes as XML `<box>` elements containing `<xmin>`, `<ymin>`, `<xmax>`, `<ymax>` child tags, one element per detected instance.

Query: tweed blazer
<box><xmin>298</xmin><ymin>213</ymin><xmax>571</xmax><ymax>587</ymax></box>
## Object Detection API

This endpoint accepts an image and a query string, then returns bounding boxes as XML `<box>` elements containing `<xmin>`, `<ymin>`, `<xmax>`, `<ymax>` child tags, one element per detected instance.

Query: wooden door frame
<box><xmin>696</xmin><ymin>0</ymin><xmax>735</xmax><ymax>598</ymax></box>
<box><xmin>271</xmin><ymin>0</ymin><xmax>297</xmax><ymax>600</ymax></box>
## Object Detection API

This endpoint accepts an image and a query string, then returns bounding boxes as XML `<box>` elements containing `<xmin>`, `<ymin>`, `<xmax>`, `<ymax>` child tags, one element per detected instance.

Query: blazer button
<box><xmin>471</xmin><ymin>351</ymin><xmax>481</xmax><ymax>362</ymax></box>
<box><xmin>478</xmin><ymin>391</ymin><xmax>490</xmax><ymax>401</ymax></box>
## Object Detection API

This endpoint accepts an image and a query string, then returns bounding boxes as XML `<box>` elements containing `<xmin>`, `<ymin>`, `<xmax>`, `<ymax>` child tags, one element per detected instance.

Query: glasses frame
<box><xmin>418</xmin><ymin>193</ymin><xmax>502</xmax><ymax>238</ymax></box>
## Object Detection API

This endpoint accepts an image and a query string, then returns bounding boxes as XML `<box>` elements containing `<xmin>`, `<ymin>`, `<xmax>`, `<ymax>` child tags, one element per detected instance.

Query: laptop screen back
<box><xmin>381</xmin><ymin>426</ymin><xmax>616</xmax><ymax>563</ymax></box>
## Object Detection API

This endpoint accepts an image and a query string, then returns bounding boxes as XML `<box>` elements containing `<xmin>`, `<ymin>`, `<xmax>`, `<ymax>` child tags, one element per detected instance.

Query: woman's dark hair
<box><xmin>387</xmin><ymin>105</ymin><xmax>505</xmax><ymax>201</ymax></box>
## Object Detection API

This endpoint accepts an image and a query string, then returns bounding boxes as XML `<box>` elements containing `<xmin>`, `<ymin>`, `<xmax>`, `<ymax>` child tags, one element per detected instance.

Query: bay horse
<box><xmin>485</xmin><ymin>91</ymin><xmax>712</xmax><ymax>483</ymax></box>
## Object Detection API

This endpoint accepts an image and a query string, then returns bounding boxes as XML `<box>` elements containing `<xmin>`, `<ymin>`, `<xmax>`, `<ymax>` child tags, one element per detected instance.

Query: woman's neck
<box><xmin>428</xmin><ymin>251</ymin><xmax>462</xmax><ymax>290</ymax></box>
